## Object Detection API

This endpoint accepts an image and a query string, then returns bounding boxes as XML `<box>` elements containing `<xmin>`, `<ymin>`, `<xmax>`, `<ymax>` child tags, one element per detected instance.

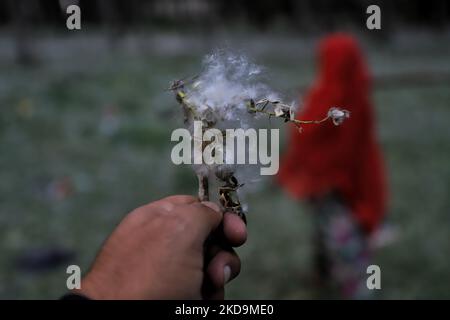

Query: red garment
<box><xmin>277</xmin><ymin>34</ymin><xmax>387</xmax><ymax>233</ymax></box>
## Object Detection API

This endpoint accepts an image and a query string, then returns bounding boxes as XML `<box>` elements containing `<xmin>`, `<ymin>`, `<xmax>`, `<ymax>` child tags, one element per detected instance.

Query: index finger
<box><xmin>149</xmin><ymin>195</ymin><xmax>199</xmax><ymax>211</ymax></box>
<box><xmin>223</xmin><ymin>212</ymin><xmax>247</xmax><ymax>247</ymax></box>
<box><xmin>159</xmin><ymin>195</ymin><xmax>199</xmax><ymax>205</ymax></box>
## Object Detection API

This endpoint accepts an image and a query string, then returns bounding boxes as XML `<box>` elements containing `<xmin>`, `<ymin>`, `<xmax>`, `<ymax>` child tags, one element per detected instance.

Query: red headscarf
<box><xmin>277</xmin><ymin>34</ymin><xmax>387</xmax><ymax>233</ymax></box>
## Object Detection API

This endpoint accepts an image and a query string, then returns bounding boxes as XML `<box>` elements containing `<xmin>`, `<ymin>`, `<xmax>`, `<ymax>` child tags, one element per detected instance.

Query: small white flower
<box><xmin>289</xmin><ymin>104</ymin><xmax>296</xmax><ymax>121</ymax></box>
<box><xmin>192</xmin><ymin>81</ymin><xmax>202</xmax><ymax>89</ymax></box>
<box><xmin>274</xmin><ymin>105</ymin><xmax>285</xmax><ymax>117</ymax></box>
<box><xmin>328</xmin><ymin>107</ymin><xmax>350</xmax><ymax>125</ymax></box>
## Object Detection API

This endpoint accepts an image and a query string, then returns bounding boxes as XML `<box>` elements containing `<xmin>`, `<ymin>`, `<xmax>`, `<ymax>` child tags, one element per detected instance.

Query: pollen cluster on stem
<box><xmin>169</xmin><ymin>51</ymin><xmax>349</xmax><ymax>219</ymax></box>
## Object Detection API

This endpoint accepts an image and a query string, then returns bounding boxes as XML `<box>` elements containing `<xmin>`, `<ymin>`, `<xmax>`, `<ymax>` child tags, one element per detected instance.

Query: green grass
<box><xmin>0</xmin><ymin>33</ymin><xmax>449</xmax><ymax>299</ymax></box>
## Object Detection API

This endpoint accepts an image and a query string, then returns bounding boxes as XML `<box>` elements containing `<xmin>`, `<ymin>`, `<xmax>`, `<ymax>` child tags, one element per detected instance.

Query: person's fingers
<box><xmin>223</xmin><ymin>212</ymin><xmax>247</xmax><ymax>247</ymax></box>
<box><xmin>206</xmin><ymin>249</ymin><xmax>241</xmax><ymax>289</ymax></box>
<box><xmin>162</xmin><ymin>195</ymin><xmax>199</xmax><ymax>205</ymax></box>
<box><xmin>201</xmin><ymin>270</ymin><xmax>224</xmax><ymax>300</ymax></box>
<box><xmin>200</xmin><ymin>201</ymin><xmax>221</xmax><ymax>213</ymax></box>
<box><xmin>178</xmin><ymin>202</ymin><xmax>223</xmax><ymax>237</ymax></box>
<box><xmin>149</xmin><ymin>195</ymin><xmax>199</xmax><ymax>211</ymax></box>
<box><xmin>204</xmin><ymin>243</ymin><xmax>222</xmax><ymax>264</ymax></box>
<box><xmin>206</xmin><ymin>287</ymin><xmax>224</xmax><ymax>300</ymax></box>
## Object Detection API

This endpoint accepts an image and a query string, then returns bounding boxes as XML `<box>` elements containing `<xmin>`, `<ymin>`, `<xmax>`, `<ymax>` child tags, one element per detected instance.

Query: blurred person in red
<box><xmin>277</xmin><ymin>34</ymin><xmax>388</xmax><ymax>299</ymax></box>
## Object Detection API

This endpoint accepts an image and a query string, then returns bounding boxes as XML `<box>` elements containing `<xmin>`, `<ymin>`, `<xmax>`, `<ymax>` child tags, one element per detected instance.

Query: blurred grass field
<box><xmin>0</xmin><ymin>31</ymin><xmax>449</xmax><ymax>299</ymax></box>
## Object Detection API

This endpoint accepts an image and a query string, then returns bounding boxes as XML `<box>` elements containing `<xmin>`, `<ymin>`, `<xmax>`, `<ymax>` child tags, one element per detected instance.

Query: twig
<box><xmin>170</xmin><ymin>79</ymin><xmax>349</xmax><ymax>219</ymax></box>
<box><xmin>197</xmin><ymin>173</ymin><xmax>209</xmax><ymax>201</ymax></box>
<box><xmin>249</xmin><ymin>99</ymin><xmax>330</xmax><ymax>126</ymax></box>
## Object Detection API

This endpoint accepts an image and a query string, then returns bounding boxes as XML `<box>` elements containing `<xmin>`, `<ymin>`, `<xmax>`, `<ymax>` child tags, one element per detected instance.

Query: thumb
<box><xmin>180</xmin><ymin>201</ymin><xmax>223</xmax><ymax>240</ymax></box>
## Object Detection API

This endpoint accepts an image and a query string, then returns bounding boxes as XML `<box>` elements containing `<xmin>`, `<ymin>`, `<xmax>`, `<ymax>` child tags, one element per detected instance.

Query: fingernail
<box><xmin>223</xmin><ymin>265</ymin><xmax>231</xmax><ymax>284</ymax></box>
<box><xmin>201</xmin><ymin>201</ymin><xmax>221</xmax><ymax>213</ymax></box>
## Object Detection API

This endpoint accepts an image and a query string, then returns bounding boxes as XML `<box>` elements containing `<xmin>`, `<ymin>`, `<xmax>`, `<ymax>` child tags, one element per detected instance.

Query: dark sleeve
<box><xmin>60</xmin><ymin>293</ymin><xmax>91</xmax><ymax>300</ymax></box>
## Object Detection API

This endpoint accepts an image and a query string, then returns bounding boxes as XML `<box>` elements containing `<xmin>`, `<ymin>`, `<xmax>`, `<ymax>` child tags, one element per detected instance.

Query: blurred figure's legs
<box><xmin>310</xmin><ymin>193</ymin><xmax>372</xmax><ymax>299</ymax></box>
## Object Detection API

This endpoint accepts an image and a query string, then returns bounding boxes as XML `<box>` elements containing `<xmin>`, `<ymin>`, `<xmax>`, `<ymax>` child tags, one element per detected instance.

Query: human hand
<box><xmin>75</xmin><ymin>195</ymin><xmax>247</xmax><ymax>299</ymax></box>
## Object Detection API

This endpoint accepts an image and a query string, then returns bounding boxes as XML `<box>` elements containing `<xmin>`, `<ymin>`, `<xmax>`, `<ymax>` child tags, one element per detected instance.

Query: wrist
<box><xmin>74</xmin><ymin>271</ymin><xmax>112</xmax><ymax>300</ymax></box>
